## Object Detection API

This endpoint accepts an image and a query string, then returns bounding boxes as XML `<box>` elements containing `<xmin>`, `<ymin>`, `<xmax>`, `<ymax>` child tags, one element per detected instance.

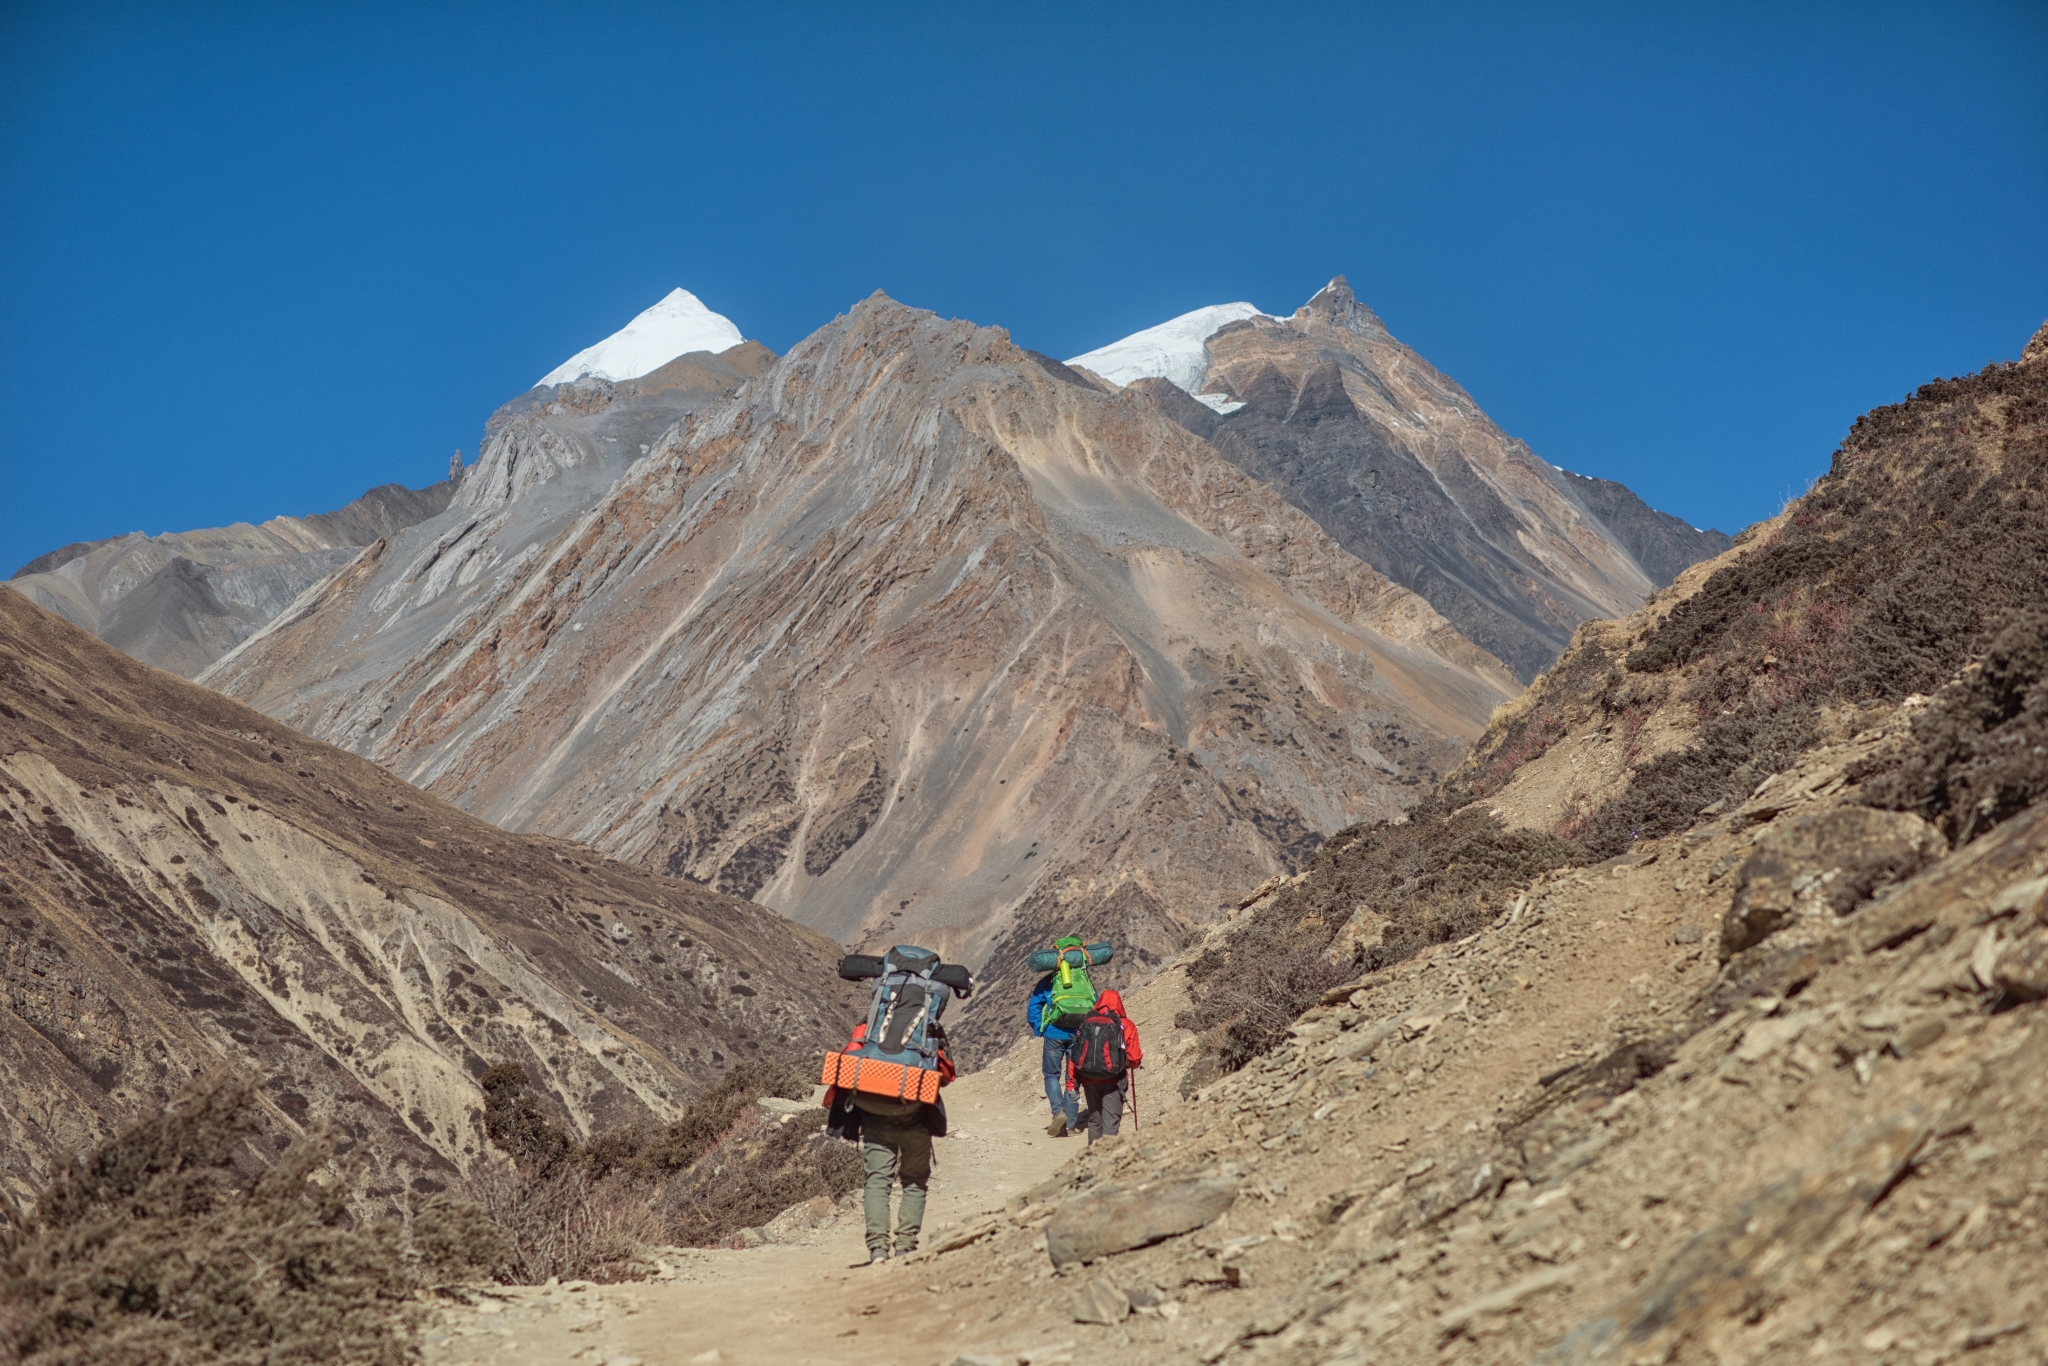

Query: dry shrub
<box><xmin>407</xmin><ymin>1196</ymin><xmax>518</xmax><ymax>1288</ymax></box>
<box><xmin>655</xmin><ymin>1109</ymin><xmax>861</xmax><ymax>1247</ymax></box>
<box><xmin>620</xmin><ymin>1060</ymin><xmax>814</xmax><ymax>1179</ymax></box>
<box><xmin>1857</xmin><ymin>609</ymin><xmax>2048</xmax><ymax>845</ymax></box>
<box><xmin>468</xmin><ymin>1059</ymin><xmax>853</xmax><ymax>1268</ymax></box>
<box><xmin>1562</xmin><ymin>351</ymin><xmax>2048</xmax><ymax>859</ymax></box>
<box><xmin>1179</xmin><ymin>804</ymin><xmax>1578</xmax><ymax>1079</ymax></box>
<box><xmin>1564</xmin><ymin>701</ymin><xmax>1822</xmax><ymax>859</ymax></box>
<box><xmin>0</xmin><ymin>1073</ymin><xmax>501</xmax><ymax>1366</ymax></box>
<box><xmin>479</xmin><ymin>1061</ymin><xmax>576</xmax><ymax>1176</ymax></box>
<box><xmin>459</xmin><ymin>1163</ymin><xmax>659</xmax><ymax>1285</ymax></box>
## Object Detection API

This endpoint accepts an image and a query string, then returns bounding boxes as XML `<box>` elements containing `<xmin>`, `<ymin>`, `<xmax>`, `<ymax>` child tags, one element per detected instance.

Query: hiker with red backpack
<box><xmin>1068</xmin><ymin>989</ymin><xmax>1142</xmax><ymax>1144</ymax></box>
<box><xmin>821</xmin><ymin>946</ymin><xmax>970</xmax><ymax>1264</ymax></box>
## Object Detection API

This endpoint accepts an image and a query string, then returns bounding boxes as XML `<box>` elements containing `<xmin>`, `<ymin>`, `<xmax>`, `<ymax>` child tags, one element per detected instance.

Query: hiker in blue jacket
<box><xmin>1028</xmin><ymin>974</ymin><xmax>1079</xmax><ymax>1136</ymax></box>
<box><xmin>1029</xmin><ymin>934</ymin><xmax>1097</xmax><ymax>1137</ymax></box>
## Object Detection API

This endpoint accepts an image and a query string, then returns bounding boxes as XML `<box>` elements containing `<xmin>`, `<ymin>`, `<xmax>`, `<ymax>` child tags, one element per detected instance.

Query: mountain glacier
<box><xmin>537</xmin><ymin>287</ymin><xmax>745</xmax><ymax>386</ymax></box>
<box><xmin>1066</xmin><ymin>301</ymin><xmax>1273</xmax><ymax>409</ymax></box>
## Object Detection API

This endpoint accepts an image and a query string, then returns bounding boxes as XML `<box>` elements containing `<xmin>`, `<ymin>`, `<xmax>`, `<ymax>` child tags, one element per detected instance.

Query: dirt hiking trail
<box><xmin>423</xmin><ymin>766</ymin><xmax>2048</xmax><ymax>1366</ymax></box>
<box><xmin>424</xmin><ymin>972</ymin><xmax>1199</xmax><ymax>1366</ymax></box>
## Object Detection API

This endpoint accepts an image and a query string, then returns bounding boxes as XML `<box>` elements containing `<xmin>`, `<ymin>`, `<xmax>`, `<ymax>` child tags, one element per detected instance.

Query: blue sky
<box><xmin>2</xmin><ymin>2</ymin><xmax>2043</xmax><ymax>575</ymax></box>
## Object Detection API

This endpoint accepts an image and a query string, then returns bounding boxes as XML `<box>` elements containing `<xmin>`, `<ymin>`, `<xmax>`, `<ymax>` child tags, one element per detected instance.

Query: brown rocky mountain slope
<box><xmin>408</xmin><ymin>326</ymin><xmax>2048</xmax><ymax>1366</ymax></box>
<box><xmin>7</xmin><ymin>475</ymin><xmax>460</xmax><ymax>678</ymax></box>
<box><xmin>3</xmin><ymin>341</ymin><xmax>775</xmax><ymax>684</ymax></box>
<box><xmin>201</xmin><ymin>293</ymin><xmax>1520</xmax><ymax>1060</ymax></box>
<box><xmin>1138</xmin><ymin>278</ymin><xmax>1732</xmax><ymax>682</ymax></box>
<box><xmin>1455</xmin><ymin>323</ymin><xmax>2048</xmax><ymax>859</ymax></box>
<box><xmin>867</xmin><ymin>762</ymin><xmax>2048</xmax><ymax>1366</ymax></box>
<box><xmin>0</xmin><ymin>589</ymin><xmax>852</xmax><ymax>1209</ymax></box>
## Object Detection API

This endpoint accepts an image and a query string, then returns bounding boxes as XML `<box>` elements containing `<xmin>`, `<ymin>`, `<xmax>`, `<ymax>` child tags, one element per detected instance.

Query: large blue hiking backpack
<box><xmin>822</xmin><ymin>945</ymin><xmax>972</xmax><ymax>1103</ymax></box>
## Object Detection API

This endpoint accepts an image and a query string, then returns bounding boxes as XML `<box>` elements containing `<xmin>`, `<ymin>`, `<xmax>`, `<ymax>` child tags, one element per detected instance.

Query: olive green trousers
<box><xmin>861</xmin><ymin>1123</ymin><xmax>932</xmax><ymax>1255</ymax></box>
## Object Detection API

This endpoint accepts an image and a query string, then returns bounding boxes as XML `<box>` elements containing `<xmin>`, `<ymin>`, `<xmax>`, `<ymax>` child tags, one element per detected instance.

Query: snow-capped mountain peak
<box><xmin>538</xmin><ymin>288</ymin><xmax>745</xmax><ymax>387</ymax></box>
<box><xmin>1065</xmin><ymin>302</ymin><xmax>1272</xmax><ymax>407</ymax></box>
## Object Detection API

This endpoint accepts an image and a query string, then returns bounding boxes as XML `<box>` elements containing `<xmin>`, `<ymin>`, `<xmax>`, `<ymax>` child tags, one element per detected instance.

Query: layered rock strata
<box><xmin>1131</xmin><ymin>278</ymin><xmax>1731</xmax><ymax>681</ymax></box>
<box><xmin>834</xmin><ymin>324</ymin><xmax>2048</xmax><ymax>1366</ymax></box>
<box><xmin>204</xmin><ymin>295</ymin><xmax>1519</xmax><ymax>1058</ymax></box>
<box><xmin>7</xmin><ymin>479</ymin><xmax>459</xmax><ymax>678</ymax></box>
<box><xmin>5</xmin><ymin>341</ymin><xmax>776</xmax><ymax>682</ymax></box>
<box><xmin>0</xmin><ymin>589</ymin><xmax>851</xmax><ymax>1207</ymax></box>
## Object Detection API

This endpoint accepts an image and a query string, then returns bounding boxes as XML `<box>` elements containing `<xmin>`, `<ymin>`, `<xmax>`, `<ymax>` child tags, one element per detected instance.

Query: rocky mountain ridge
<box><xmin>14</xmin><ymin>281</ymin><xmax>1736</xmax><ymax>1066</ymax></box>
<box><xmin>0</xmin><ymin>588</ymin><xmax>853</xmax><ymax>1208</ymax></box>
<box><xmin>200</xmin><ymin>292</ymin><xmax>1523</xmax><ymax>1059</ymax></box>
<box><xmin>402</xmin><ymin>321</ymin><xmax>2048</xmax><ymax>1366</ymax></box>
<box><xmin>3</xmin><ymin>313</ymin><xmax>777</xmax><ymax>682</ymax></box>
<box><xmin>6</xmin><ymin>476</ymin><xmax>460</xmax><ymax>678</ymax></box>
<box><xmin>1080</xmin><ymin>278</ymin><xmax>1732</xmax><ymax>681</ymax></box>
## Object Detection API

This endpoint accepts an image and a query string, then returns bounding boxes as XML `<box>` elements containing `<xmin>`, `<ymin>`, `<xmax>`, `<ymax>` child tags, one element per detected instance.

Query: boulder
<box><xmin>1069</xmin><ymin>1275</ymin><xmax>1130</xmax><ymax>1324</ymax></box>
<box><xmin>1044</xmin><ymin>1176</ymin><xmax>1238</xmax><ymax>1266</ymax></box>
<box><xmin>1721</xmin><ymin>807</ymin><xmax>1944</xmax><ymax>960</ymax></box>
<box><xmin>1993</xmin><ymin>930</ymin><xmax>2048</xmax><ymax>1001</ymax></box>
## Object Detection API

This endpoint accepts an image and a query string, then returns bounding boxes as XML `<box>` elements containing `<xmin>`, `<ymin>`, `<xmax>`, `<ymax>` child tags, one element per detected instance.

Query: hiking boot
<box><xmin>862</xmin><ymin>1248</ymin><xmax>890</xmax><ymax>1265</ymax></box>
<box><xmin>1047</xmin><ymin>1113</ymin><xmax>1068</xmax><ymax>1138</ymax></box>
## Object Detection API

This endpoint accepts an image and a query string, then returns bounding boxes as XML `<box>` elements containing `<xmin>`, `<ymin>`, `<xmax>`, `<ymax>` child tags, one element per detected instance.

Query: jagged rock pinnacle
<box><xmin>2023</xmin><ymin>319</ymin><xmax>2048</xmax><ymax>366</ymax></box>
<box><xmin>1299</xmin><ymin>274</ymin><xmax>1389</xmax><ymax>340</ymax></box>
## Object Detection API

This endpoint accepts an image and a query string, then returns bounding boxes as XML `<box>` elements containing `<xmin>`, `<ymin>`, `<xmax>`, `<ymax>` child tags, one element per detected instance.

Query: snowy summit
<box><xmin>538</xmin><ymin>288</ymin><xmax>745</xmax><ymax>387</ymax></box>
<box><xmin>1066</xmin><ymin>302</ymin><xmax>1273</xmax><ymax>411</ymax></box>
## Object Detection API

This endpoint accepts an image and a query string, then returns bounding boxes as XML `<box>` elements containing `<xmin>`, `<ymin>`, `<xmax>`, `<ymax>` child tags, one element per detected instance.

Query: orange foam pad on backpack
<box><xmin>820</xmin><ymin>1052</ymin><xmax>942</xmax><ymax>1103</ymax></box>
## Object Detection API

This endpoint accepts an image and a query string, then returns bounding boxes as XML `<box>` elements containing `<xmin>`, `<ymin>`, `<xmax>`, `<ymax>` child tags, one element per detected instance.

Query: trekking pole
<box><xmin>1127</xmin><ymin>1068</ymin><xmax>1138</xmax><ymax>1132</ymax></box>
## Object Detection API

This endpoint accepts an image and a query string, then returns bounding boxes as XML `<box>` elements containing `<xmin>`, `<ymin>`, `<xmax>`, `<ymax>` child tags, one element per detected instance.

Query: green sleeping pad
<box><xmin>1026</xmin><ymin>941</ymin><xmax>1113</xmax><ymax>973</ymax></box>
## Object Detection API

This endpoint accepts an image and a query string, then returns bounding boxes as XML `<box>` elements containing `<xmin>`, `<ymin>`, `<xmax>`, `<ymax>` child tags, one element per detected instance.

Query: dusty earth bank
<box><xmin>427</xmin><ymin>735</ymin><xmax>2048</xmax><ymax>1365</ymax></box>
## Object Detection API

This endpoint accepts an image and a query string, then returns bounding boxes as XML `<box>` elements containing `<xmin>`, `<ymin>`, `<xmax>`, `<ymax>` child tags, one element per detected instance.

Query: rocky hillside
<box><xmin>1128</xmin><ymin>279</ymin><xmax>1731</xmax><ymax>681</ymax></box>
<box><xmin>853</xmin><ymin>322</ymin><xmax>2048</xmax><ymax>1365</ymax></box>
<box><xmin>1455</xmin><ymin>322</ymin><xmax>2048</xmax><ymax>858</ymax></box>
<box><xmin>201</xmin><ymin>293</ymin><xmax>1521</xmax><ymax>1061</ymax></box>
<box><xmin>7</xmin><ymin>476</ymin><xmax>459</xmax><ymax>677</ymax></box>
<box><xmin>0</xmin><ymin>589</ymin><xmax>853</xmax><ymax>1209</ymax></box>
<box><xmin>4</xmin><ymin>338</ymin><xmax>775</xmax><ymax>685</ymax></box>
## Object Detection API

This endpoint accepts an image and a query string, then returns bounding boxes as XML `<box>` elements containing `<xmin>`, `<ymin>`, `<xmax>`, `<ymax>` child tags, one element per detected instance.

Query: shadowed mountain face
<box><xmin>1144</xmin><ymin>278</ymin><xmax>1730</xmax><ymax>682</ymax></box>
<box><xmin>202</xmin><ymin>294</ymin><xmax>1519</xmax><ymax>1060</ymax></box>
<box><xmin>0</xmin><ymin>589</ymin><xmax>852</xmax><ymax>1206</ymax></box>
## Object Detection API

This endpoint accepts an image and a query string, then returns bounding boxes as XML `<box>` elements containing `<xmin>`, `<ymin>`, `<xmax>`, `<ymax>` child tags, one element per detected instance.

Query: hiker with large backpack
<box><xmin>1068</xmin><ymin>988</ymin><xmax>1143</xmax><ymax>1144</ymax></box>
<box><xmin>821</xmin><ymin>945</ymin><xmax>971</xmax><ymax>1264</ymax></box>
<box><xmin>1026</xmin><ymin>936</ymin><xmax>1108</xmax><ymax>1137</ymax></box>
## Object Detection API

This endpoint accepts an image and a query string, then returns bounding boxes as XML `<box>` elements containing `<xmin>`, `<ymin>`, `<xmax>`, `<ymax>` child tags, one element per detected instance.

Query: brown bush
<box><xmin>655</xmin><ymin>1110</ymin><xmax>861</xmax><ymax>1247</ymax></box>
<box><xmin>1179</xmin><ymin>803</ymin><xmax>1578</xmax><ymax>1077</ymax></box>
<box><xmin>407</xmin><ymin>1196</ymin><xmax>519</xmax><ymax>1288</ymax></box>
<box><xmin>468</xmin><ymin>1057</ymin><xmax>849</xmax><ymax>1268</ymax></box>
<box><xmin>479</xmin><ymin>1061</ymin><xmax>576</xmax><ymax>1176</ymax></box>
<box><xmin>621</xmin><ymin>1060</ymin><xmax>814</xmax><ymax>1178</ymax></box>
<box><xmin>0</xmin><ymin>1073</ymin><xmax>503</xmax><ymax>1366</ymax></box>
<box><xmin>1563</xmin><ymin>351</ymin><xmax>2048</xmax><ymax>859</ymax></box>
<box><xmin>459</xmin><ymin>1163</ymin><xmax>660</xmax><ymax>1285</ymax></box>
<box><xmin>1858</xmin><ymin>609</ymin><xmax>2048</xmax><ymax>845</ymax></box>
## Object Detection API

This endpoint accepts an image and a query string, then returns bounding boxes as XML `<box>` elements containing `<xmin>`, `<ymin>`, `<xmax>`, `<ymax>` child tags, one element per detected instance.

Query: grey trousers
<box><xmin>861</xmin><ymin>1123</ymin><xmax>932</xmax><ymax>1254</ymax></box>
<box><xmin>1080</xmin><ymin>1079</ymin><xmax>1126</xmax><ymax>1143</ymax></box>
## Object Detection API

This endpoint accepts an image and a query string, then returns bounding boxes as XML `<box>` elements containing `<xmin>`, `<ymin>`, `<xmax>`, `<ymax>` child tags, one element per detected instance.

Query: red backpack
<box><xmin>1070</xmin><ymin>1006</ymin><xmax>1130</xmax><ymax>1083</ymax></box>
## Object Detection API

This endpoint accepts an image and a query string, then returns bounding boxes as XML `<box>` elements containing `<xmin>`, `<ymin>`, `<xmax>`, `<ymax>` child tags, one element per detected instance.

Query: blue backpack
<box><xmin>825</xmin><ymin>946</ymin><xmax>972</xmax><ymax>1103</ymax></box>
